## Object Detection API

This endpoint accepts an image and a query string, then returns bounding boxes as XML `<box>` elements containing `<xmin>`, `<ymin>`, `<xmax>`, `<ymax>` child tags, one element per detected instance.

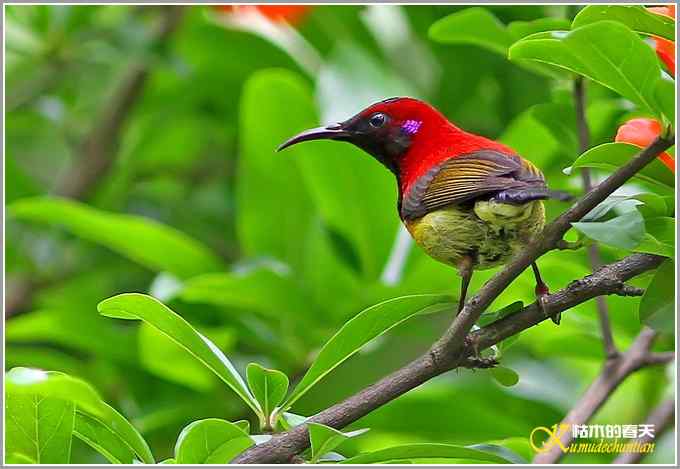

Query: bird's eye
<box><xmin>369</xmin><ymin>112</ymin><xmax>387</xmax><ymax>128</ymax></box>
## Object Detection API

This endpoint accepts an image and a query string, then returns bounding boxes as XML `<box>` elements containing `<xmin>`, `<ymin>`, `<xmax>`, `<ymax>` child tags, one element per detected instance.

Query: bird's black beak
<box><xmin>277</xmin><ymin>123</ymin><xmax>350</xmax><ymax>152</ymax></box>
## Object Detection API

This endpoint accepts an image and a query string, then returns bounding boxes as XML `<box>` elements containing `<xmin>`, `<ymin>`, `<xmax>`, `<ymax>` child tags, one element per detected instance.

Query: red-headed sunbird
<box><xmin>279</xmin><ymin>97</ymin><xmax>569</xmax><ymax>323</ymax></box>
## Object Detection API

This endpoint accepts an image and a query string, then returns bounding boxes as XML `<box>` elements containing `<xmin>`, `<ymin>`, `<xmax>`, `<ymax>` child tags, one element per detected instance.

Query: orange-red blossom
<box><xmin>615</xmin><ymin>118</ymin><xmax>674</xmax><ymax>172</ymax></box>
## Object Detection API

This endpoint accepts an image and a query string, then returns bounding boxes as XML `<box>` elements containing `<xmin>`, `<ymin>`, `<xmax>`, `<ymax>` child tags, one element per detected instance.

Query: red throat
<box><xmin>398</xmin><ymin>123</ymin><xmax>515</xmax><ymax>197</ymax></box>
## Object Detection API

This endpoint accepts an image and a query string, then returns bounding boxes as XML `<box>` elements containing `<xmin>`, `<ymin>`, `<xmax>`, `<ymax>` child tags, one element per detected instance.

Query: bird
<box><xmin>278</xmin><ymin>97</ymin><xmax>569</xmax><ymax>324</ymax></box>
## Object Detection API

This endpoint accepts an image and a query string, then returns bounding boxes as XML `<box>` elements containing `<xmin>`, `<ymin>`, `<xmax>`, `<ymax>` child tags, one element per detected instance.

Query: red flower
<box><xmin>615</xmin><ymin>118</ymin><xmax>675</xmax><ymax>172</ymax></box>
<box><xmin>647</xmin><ymin>5</ymin><xmax>676</xmax><ymax>75</ymax></box>
<box><xmin>213</xmin><ymin>5</ymin><xmax>310</xmax><ymax>25</ymax></box>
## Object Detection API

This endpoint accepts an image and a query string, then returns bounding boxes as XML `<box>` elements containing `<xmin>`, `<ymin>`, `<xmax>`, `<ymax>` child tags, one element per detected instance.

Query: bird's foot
<box><xmin>461</xmin><ymin>355</ymin><xmax>499</xmax><ymax>369</ymax></box>
<box><xmin>535</xmin><ymin>282</ymin><xmax>560</xmax><ymax>325</ymax></box>
<box><xmin>462</xmin><ymin>336</ymin><xmax>498</xmax><ymax>369</ymax></box>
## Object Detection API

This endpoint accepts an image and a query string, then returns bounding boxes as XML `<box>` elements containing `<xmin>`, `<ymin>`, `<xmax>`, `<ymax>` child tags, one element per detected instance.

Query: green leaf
<box><xmin>490</xmin><ymin>366</ymin><xmax>520</xmax><ymax>387</ymax></box>
<box><xmin>6</xmin><ymin>367</ymin><xmax>153</xmax><ymax>464</ymax></box>
<box><xmin>507</xmin><ymin>18</ymin><xmax>571</xmax><ymax>39</ymax></box>
<box><xmin>478</xmin><ymin>301</ymin><xmax>524</xmax><ymax>328</ymax></box>
<box><xmin>572</xmin><ymin>210</ymin><xmax>645</xmax><ymax>250</ymax></box>
<box><xmin>572</xmin><ymin>5</ymin><xmax>675</xmax><ymax>41</ymax></box>
<box><xmin>466</xmin><ymin>443</ymin><xmax>528</xmax><ymax>464</ymax></box>
<box><xmin>73</xmin><ymin>412</ymin><xmax>136</xmax><ymax>464</ymax></box>
<box><xmin>340</xmin><ymin>443</ymin><xmax>513</xmax><ymax>464</ymax></box>
<box><xmin>233</xmin><ymin>420</ymin><xmax>251</xmax><ymax>434</ymax></box>
<box><xmin>428</xmin><ymin>7</ymin><xmax>514</xmax><ymax>54</ymax></box>
<box><xmin>639</xmin><ymin>259</ymin><xmax>674</xmax><ymax>333</ymax></box>
<box><xmin>655</xmin><ymin>76</ymin><xmax>676</xmax><ymax>126</ymax></box>
<box><xmin>97</xmin><ymin>293</ymin><xmax>259</xmax><ymax>414</ymax></box>
<box><xmin>300</xmin><ymin>44</ymin><xmax>404</xmax><ymax>279</ymax></box>
<box><xmin>174</xmin><ymin>419</ymin><xmax>253</xmax><ymax>464</ymax></box>
<box><xmin>510</xmin><ymin>21</ymin><xmax>664</xmax><ymax>117</ymax></box>
<box><xmin>570</xmin><ymin>143</ymin><xmax>675</xmax><ymax>189</ymax></box>
<box><xmin>6</xmin><ymin>453</ymin><xmax>38</xmax><ymax>464</ymax></box>
<box><xmin>281</xmin><ymin>294</ymin><xmax>453</xmax><ymax>410</ymax></box>
<box><xmin>246</xmin><ymin>363</ymin><xmax>289</xmax><ymax>426</ymax></box>
<box><xmin>531</xmin><ymin>102</ymin><xmax>578</xmax><ymax>157</ymax></box>
<box><xmin>237</xmin><ymin>69</ymin><xmax>316</xmax><ymax>273</ymax></box>
<box><xmin>6</xmin><ymin>391</ymin><xmax>75</xmax><ymax>463</ymax></box>
<box><xmin>633</xmin><ymin>193</ymin><xmax>672</xmax><ymax>218</ymax></box>
<box><xmin>280</xmin><ymin>412</ymin><xmax>308</xmax><ymax>430</ymax></box>
<box><xmin>180</xmin><ymin>268</ymin><xmax>311</xmax><ymax>319</ymax></box>
<box><xmin>635</xmin><ymin>217</ymin><xmax>675</xmax><ymax>257</ymax></box>
<box><xmin>308</xmin><ymin>423</ymin><xmax>369</xmax><ymax>464</ymax></box>
<box><xmin>9</xmin><ymin>197</ymin><xmax>223</xmax><ymax>278</ymax></box>
<box><xmin>138</xmin><ymin>323</ymin><xmax>223</xmax><ymax>392</ymax></box>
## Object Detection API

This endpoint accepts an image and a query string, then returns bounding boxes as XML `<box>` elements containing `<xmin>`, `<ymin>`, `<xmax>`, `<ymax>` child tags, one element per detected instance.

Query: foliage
<box><xmin>5</xmin><ymin>4</ymin><xmax>675</xmax><ymax>464</ymax></box>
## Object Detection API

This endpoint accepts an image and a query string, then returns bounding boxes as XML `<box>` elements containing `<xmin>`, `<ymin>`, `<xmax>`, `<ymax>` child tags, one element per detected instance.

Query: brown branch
<box><xmin>573</xmin><ymin>77</ymin><xmax>618</xmax><ymax>359</ymax></box>
<box><xmin>232</xmin><ymin>253</ymin><xmax>664</xmax><ymax>463</ymax></box>
<box><xmin>5</xmin><ymin>6</ymin><xmax>184</xmax><ymax>319</ymax></box>
<box><xmin>533</xmin><ymin>328</ymin><xmax>673</xmax><ymax>463</ymax></box>
<box><xmin>466</xmin><ymin>253</ymin><xmax>663</xmax><ymax>354</ymax></box>
<box><xmin>613</xmin><ymin>398</ymin><xmax>675</xmax><ymax>464</ymax></box>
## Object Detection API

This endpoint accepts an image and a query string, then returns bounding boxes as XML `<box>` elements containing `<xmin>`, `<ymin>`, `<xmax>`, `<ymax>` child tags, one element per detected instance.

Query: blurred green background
<box><xmin>5</xmin><ymin>4</ymin><xmax>674</xmax><ymax>464</ymax></box>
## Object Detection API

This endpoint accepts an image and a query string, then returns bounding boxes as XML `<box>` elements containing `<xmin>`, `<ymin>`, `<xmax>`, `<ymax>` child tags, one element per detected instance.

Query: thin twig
<box><xmin>573</xmin><ymin>76</ymin><xmax>618</xmax><ymax>359</ymax></box>
<box><xmin>613</xmin><ymin>398</ymin><xmax>675</xmax><ymax>464</ymax></box>
<box><xmin>5</xmin><ymin>6</ymin><xmax>185</xmax><ymax>319</ymax></box>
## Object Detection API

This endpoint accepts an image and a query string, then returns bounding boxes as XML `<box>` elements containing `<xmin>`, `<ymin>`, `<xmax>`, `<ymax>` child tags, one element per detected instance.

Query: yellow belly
<box><xmin>405</xmin><ymin>200</ymin><xmax>545</xmax><ymax>272</ymax></box>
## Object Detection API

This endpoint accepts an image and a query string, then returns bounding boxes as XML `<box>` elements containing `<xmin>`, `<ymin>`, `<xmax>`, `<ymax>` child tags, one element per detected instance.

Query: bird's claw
<box><xmin>462</xmin><ymin>336</ymin><xmax>498</xmax><ymax>369</ymax></box>
<box><xmin>462</xmin><ymin>355</ymin><xmax>499</xmax><ymax>369</ymax></box>
<box><xmin>535</xmin><ymin>283</ymin><xmax>560</xmax><ymax>325</ymax></box>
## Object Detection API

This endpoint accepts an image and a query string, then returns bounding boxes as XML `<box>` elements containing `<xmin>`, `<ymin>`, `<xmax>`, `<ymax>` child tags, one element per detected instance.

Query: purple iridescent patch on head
<box><xmin>401</xmin><ymin>119</ymin><xmax>422</xmax><ymax>135</ymax></box>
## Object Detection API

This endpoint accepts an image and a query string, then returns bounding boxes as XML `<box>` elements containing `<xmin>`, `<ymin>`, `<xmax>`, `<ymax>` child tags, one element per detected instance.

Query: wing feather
<box><xmin>400</xmin><ymin>150</ymin><xmax>548</xmax><ymax>219</ymax></box>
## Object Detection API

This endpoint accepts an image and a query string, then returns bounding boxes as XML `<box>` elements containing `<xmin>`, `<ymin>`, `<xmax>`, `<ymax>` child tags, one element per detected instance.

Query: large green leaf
<box><xmin>174</xmin><ymin>419</ymin><xmax>253</xmax><ymax>464</ymax></box>
<box><xmin>531</xmin><ymin>102</ymin><xmax>578</xmax><ymax>158</ymax></box>
<box><xmin>510</xmin><ymin>21</ymin><xmax>664</xmax><ymax>117</ymax></box>
<box><xmin>572</xmin><ymin>210</ymin><xmax>646</xmax><ymax>250</ymax></box>
<box><xmin>490</xmin><ymin>366</ymin><xmax>520</xmax><ymax>387</ymax></box>
<box><xmin>655</xmin><ymin>76</ymin><xmax>676</xmax><ymax>127</ymax></box>
<box><xmin>307</xmin><ymin>423</ymin><xmax>369</xmax><ymax>464</ymax></box>
<box><xmin>507</xmin><ymin>18</ymin><xmax>572</xmax><ymax>39</ymax></box>
<box><xmin>180</xmin><ymin>268</ymin><xmax>311</xmax><ymax>319</ymax></box>
<box><xmin>635</xmin><ymin>216</ymin><xmax>675</xmax><ymax>258</ymax></box>
<box><xmin>97</xmin><ymin>293</ymin><xmax>259</xmax><ymax>413</ymax></box>
<box><xmin>429</xmin><ymin>7</ymin><xmax>514</xmax><ymax>54</ymax></box>
<box><xmin>572</xmin><ymin>5</ymin><xmax>675</xmax><ymax>41</ymax></box>
<box><xmin>300</xmin><ymin>44</ymin><xmax>403</xmax><ymax>280</ymax></box>
<box><xmin>340</xmin><ymin>443</ymin><xmax>512</xmax><ymax>464</ymax></box>
<box><xmin>246</xmin><ymin>363</ymin><xmax>289</xmax><ymax>426</ymax></box>
<box><xmin>73</xmin><ymin>412</ymin><xmax>136</xmax><ymax>464</ymax></box>
<box><xmin>237</xmin><ymin>69</ymin><xmax>316</xmax><ymax>273</ymax></box>
<box><xmin>569</xmin><ymin>143</ymin><xmax>675</xmax><ymax>189</ymax></box>
<box><xmin>638</xmin><ymin>259</ymin><xmax>674</xmax><ymax>333</ymax></box>
<box><xmin>6</xmin><ymin>391</ymin><xmax>75</xmax><ymax>463</ymax></box>
<box><xmin>6</xmin><ymin>367</ymin><xmax>153</xmax><ymax>464</ymax></box>
<box><xmin>281</xmin><ymin>294</ymin><xmax>453</xmax><ymax>410</ymax></box>
<box><xmin>138</xmin><ymin>322</ymin><xmax>228</xmax><ymax>392</ymax></box>
<box><xmin>9</xmin><ymin>197</ymin><xmax>223</xmax><ymax>278</ymax></box>
<box><xmin>428</xmin><ymin>8</ymin><xmax>566</xmax><ymax>77</ymax></box>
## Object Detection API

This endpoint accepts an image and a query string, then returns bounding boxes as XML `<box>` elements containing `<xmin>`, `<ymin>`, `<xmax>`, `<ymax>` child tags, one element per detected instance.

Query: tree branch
<box><xmin>533</xmin><ymin>327</ymin><xmax>673</xmax><ymax>463</ymax></box>
<box><xmin>573</xmin><ymin>77</ymin><xmax>618</xmax><ymax>359</ymax></box>
<box><xmin>5</xmin><ymin>6</ymin><xmax>185</xmax><ymax>319</ymax></box>
<box><xmin>232</xmin><ymin>253</ymin><xmax>664</xmax><ymax>463</ymax></box>
<box><xmin>612</xmin><ymin>398</ymin><xmax>675</xmax><ymax>464</ymax></box>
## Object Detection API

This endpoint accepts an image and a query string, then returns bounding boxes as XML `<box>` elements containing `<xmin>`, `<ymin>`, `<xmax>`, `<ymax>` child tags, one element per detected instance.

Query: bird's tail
<box><xmin>492</xmin><ymin>187</ymin><xmax>573</xmax><ymax>204</ymax></box>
